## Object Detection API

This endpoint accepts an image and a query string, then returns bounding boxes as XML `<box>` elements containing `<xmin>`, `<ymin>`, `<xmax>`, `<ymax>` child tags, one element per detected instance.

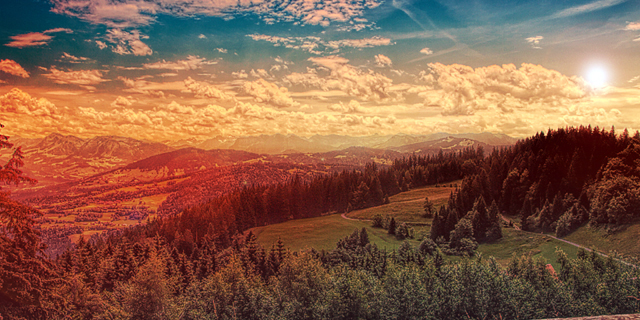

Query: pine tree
<box><xmin>387</xmin><ymin>217</ymin><xmax>397</xmax><ymax>235</ymax></box>
<box><xmin>423</xmin><ymin>197</ymin><xmax>435</xmax><ymax>218</ymax></box>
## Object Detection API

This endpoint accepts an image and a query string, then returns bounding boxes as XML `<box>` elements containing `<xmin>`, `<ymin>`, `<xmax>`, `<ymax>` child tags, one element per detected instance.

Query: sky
<box><xmin>0</xmin><ymin>0</ymin><xmax>639</xmax><ymax>142</ymax></box>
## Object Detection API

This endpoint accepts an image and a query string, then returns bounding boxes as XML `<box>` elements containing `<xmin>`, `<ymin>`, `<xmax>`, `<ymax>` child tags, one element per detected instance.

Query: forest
<box><xmin>2</xmin><ymin>125</ymin><xmax>640</xmax><ymax>320</ymax></box>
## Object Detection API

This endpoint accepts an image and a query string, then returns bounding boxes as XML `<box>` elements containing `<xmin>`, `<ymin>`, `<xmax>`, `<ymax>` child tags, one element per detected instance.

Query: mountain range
<box><xmin>5</xmin><ymin>132</ymin><xmax>517</xmax><ymax>187</ymax></box>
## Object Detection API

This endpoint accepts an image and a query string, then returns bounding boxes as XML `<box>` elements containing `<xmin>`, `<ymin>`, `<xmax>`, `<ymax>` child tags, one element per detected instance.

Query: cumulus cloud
<box><xmin>247</xmin><ymin>34</ymin><xmax>392</xmax><ymax>54</ymax></box>
<box><xmin>0</xmin><ymin>59</ymin><xmax>29</xmax><ymax>78</ymax></box>
<box><xmin>215</xmin><ymin>48</ymin><xmax>227</xmax><ymax>53</ymax></box>
<box><xmin>118</xmin><ymin>76</ymin><xmax>166</xmax><ymax>97</ymax></box>
<box><xmin>525</xmin><ymin>36</ymin><xmax>544</xmax><ymax>49</ymax></box>
<box><xmin>232</xmin><ymin>70</ymin><xmax>249</xmax><ymax>79</ymax></box>
<box><xmin>143</xmin><ymin>55</ymin><xmax>213</xmax><ymax>71</ymax></box>
<box><xmin>244</xmin><ymin>78</ymin><xmax>299</xmax><ymax>108</ymax></box>
<box><xmin>374</xmin><ymin>54</ymin><xmax>392</xmax><ymax>67</ymax></box>
<box><xmin>95</xmin><ymin>40</ymin><xmax>108</xmax><ymax>49</ymax></box>
<box><xmin>43</xmin><ymin>68</ymin><xmax>109</xmax><ymax>90</ymax></box>
<box><xmin>184</xmin><ymin>77</ymin><xmax>234</xmax><ymax>101</ymax></box>
<box><xmin>0</xmin><ymin>88</ymin><xmax>60</xmax><ymax>118</ymax></box>
<box><xmin>624</xmin><ymin>21</ymin><xmax>640</xmax><ymax>31</ymax></box>
<box><xmin>250</xmin><ymin>69</ymin><xmax>270</xmax><ymax>78</ymax></box>
<box><xmin>5</xmin><ymin>28</ymin><xmax>73</xmax><ymax>48</ymax></box>
<box><xmin>111</xmin><ymin>96</ymin><xmax>133</xmax><ymax>108</ymax></box>
<box><xmin>285</xmin><ymin>56</ymin><xmax>401</xmax><ymax>102</ymax></box>
<box><xmin>198</xmin><ymin>34</ymin><xmax>207</xmax><ymax>39</ymax></box>
<box><xmin>51</xmin><ymin>0</ymin><xmax>381</xmax><ymax>28</ymax></box>
<box><xmin>103</xmin><ymin>29</ymin><xmax>152</xmax><ymax>56</ymax></box>
<box><xmin>328</xmin><ymin>100</ymin><xmax>363</xmax><ymax>113</ymax></box>
<box><xmin>417</xmin><ymin>62</ymin><xmax>591</xmax><ymax>116</ymax></box>
<box><xmin>420</xmin><ymin>47</ymin><xmax>433</xmax><ymax>55</ymax></box>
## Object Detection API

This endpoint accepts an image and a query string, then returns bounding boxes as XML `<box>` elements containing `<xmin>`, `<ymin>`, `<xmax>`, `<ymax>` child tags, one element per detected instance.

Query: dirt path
<box><xmin>500</xmin><ymin>215</ymin><xmax>638</xmax><ymax>269</ymax></box>
<box><xmin>341</xmin><ymin>212</ymin><xmax>371</xmax><ymax>222</ymax></box>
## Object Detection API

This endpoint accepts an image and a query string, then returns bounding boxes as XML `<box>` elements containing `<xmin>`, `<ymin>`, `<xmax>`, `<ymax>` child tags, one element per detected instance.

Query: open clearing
<box><xmin>251</xmin><ymin>183</ymin><xmax>580</xmax><ymax>269</ymax></box>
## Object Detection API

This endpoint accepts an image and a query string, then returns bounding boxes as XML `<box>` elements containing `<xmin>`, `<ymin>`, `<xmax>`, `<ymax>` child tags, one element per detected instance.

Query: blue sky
<box><xmin>0</xmin><ymin>0</ymin><xmax>639</xmax><ymax>141</ymax></box>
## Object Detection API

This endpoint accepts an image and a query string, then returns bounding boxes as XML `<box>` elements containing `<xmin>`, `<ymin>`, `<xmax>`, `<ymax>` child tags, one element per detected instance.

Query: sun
<box><xmin>585</xmin><ymin>64</ymin><xmax>609</xmax><ymax>89</ymax></box>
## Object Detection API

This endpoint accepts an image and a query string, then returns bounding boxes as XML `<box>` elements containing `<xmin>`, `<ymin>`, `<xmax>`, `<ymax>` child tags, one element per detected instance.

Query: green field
<box><xmin>564</xmin><ymin>223</ymin><xmax>640</xmax><ymax>261</ymax></box>
<box><xmin>345</xmin><ymin>183</ymin><xmax>456</xmax><ymax>223</ymax></box>
<box><xmin>251</xmin><ymin>183</ymin><xmax>581</xmax><ymax>268</ymax></box>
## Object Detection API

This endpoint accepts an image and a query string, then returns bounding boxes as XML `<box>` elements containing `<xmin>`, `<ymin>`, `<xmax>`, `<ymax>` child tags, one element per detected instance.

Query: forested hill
<box><xmin>431</xmin><ymin>126</ymin><xmax>640</xmax><ymax>241</ymax></box>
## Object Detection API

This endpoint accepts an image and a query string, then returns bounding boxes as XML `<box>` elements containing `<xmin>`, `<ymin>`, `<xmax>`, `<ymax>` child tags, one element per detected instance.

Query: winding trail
<box><xmin>500</xmin><ymin>214</ymin><xmax>638</xmax><ymax>269</ymax></box>
<box><xmin>340</xmin><ymin>212</ymin><xmax>370</xmax><ymax>222</ymax></box>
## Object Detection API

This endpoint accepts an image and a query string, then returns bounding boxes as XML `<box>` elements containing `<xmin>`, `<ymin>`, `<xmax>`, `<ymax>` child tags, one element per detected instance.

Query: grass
<box><xmin>345</xmin><ymin>183</ymin><xmax>456</xmax><ymax>223</ymax></box>
<box><xmin>564</xmin><ymin>223</ymin><xmax>640</xmax><ymax>261</ymax></box>
<box><xmin>477</xmin><ymin>229</ymin><xmax>579</xmax><ymax>270</ymax></box>
<box><xmin>251</xmin><ymin>182</ymin><xmax>582</xmax><ymax>268</ymax></box>
<box><xmin>251</xmin><ymin>214</ymin><xmax>419</xmax><ymax>252</ymax></box>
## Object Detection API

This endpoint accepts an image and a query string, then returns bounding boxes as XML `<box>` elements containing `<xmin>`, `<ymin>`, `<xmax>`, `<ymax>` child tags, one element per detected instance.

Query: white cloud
<box><xmin>244</xmin><ymin>78</ymin><xmax>299</xmax><ymax>108</ymax></box>
<box><xmin>286</xmin><ymin>56</ymin><xmax>401</xmax><ymax>102</ymax></box>
<box><xmin>249</xmin><ymin>69</ymin><xmax>270</xmax><ymax>79</ymax></box>
<box><xmin>549</xmin><ymin>0</ymin><xmax>626</xmax><ymax>19</ymax></box>
<box><xmin>247</xmin><ymin>34</ymin><xmax>393</xmax><ymax>54</ymax></box>
<box><xmin>420</xmin><ymin>47</ymin><xmax>433</xmax><ymax>55</ymax></box>
<box><xmin>111</xmin><ymin>96</ymin><xmax>133</xmax><ymax>108</ymax></box>
<box><xmin>0</xmin><ymin>60</ymin><xmax>29</xmax><ymax>78</ymax></box>
<box><xmin>215</xmin><ymin>48</ymin><xmax>228</xmax><ymax>53</ymax></box>
<box><xmin>43</xmin><ymin>68</ymin><xmax>109</xmax><ymax>89</ymax></box>
<box><xmin>60</xmin><ymin>52</ymin><xmax>92</xmax><ymax>63</ymax></box>
<box><xmin>624</xmin><ymin>21</ymin><xmax>640</xmax><ymax>31</ymax></box>
<box><xmin>184</xmin><ymin>77</ymin><xmax>234</xmax><ymax>101</ymax></box>
<box><xmin>232</xmin><ymin>70</ymin><xmax>249</xmax><ymax>79</ymax></box>
<box><xmin>143</xmin><ymin>56</ymin><xmax>213</xmax><ymax>71</ymax></box>
<box><xmin>374</xmin><ymin>54</ymin><xmax>392</xmax><ymax>67</ymax></box>
<box><xmin>328</xmin><ymin>100</ymin><xmax>363</xmax><ymax>113</ymax></box>
<box><xmin>103</xmin><ymin>29</ymin><xmax>152</xmax><ymax>56</ymax></box>
<box><xmin>51</xmin><ymin>0</ymin><xmax>382</xmax><ymax>28</ymax></box>
<box><xmin>525</xmin><ymin>36</ymin><xmax>544</xmax><ymax>49</ymax></box>
<box><xmin>5</xmin><ymin>28</ymin><xmax>72</xmax><ymax>48</ymax></box>
<box><xmin>198</xmin><ymin>34</ymin><xmax>207</xmax><ymax>39</ymax></box>
<box><xmin>415</xmin><ymin>62</ymin><xmax>593</xmax><ymax>118</ymax></box>
<box><xmin>95</xmin><ymin>40</ymin><xmax>108</xmax><ymax>49</ymax></box>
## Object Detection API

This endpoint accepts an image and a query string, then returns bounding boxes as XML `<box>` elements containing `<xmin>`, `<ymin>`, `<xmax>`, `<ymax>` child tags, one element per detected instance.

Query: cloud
<box><xmin>215</xmin><ymin>48</ymin><xmax>228</xmax><ymax>53</ymax></box>
<box><xmin>103</xmin><ymin>29</ymin><xmax>152</xmax><ymax>56</ymax></box>
<box><xmin>525</xmin><ymin>36</ymin><xmax>544</xmax><ymax>49</ymax></box>
<box><xmin>184</xmin><ymin>77</ymin><xmax>234</xmax><ymax>100</ymax></box>
<box><xmin>328</xmin><ymin>100</ymin><xmax>363</xmax><ymax>113</ymax></box>
<box><xmin>111</xmin><ymin>96</ymin><xmax>133</xmax><ymax>108</ymax></box>
<box><xmin>51</xmin><ymin>0</ymin><xmax>382</xmax><ymax>28</ymax></box>
<box><xmin>143</xmin><ymin>56</ymin><xmax>213</xmax><ymax>71</ymax></box>
<box><xmin>0</xmin><ymin>60</ymin><xmax>29</xmax><ymax>78</ymax></box>
<box><xmin>247</xmin><ymin>34</ymin><xmax>393</xmax><ymax>54</ymax></box>
<box><xmin>60</xmin><ymin>52</ymin><xmax>92</xmax><ymax>63</ymax></box>
<box><xmin>420</xmin><ymin>47</ymin><xmax>433</xmax><ymax>55</ymax></box>
<box><xmin>198</xmin><ymin>34</ymin><xmax>207</xmax><ymax>39</ymax></box>
<box><xmin>43</xmin><ymin>68</ymin><xmax>109</xmax><ymax>89</ymax></box>
<box><xmin>286</xmin><ymin>56</ymin><xmax>401</xmax><ymax>102</ymax></box>
<box><xmin>374</xmin><ymin>54</ymin><xmax>392</xmax><ymax>67</ymax></box>
<box><xmin>625</xmin><ymin>21</ymin><xmax>640</xmax><ymax>31</ymax></box>
<box><xmin>118</xmin><ymin>76</ymin><xmax>166</xmax><ymax>97</ymax></box>
<box><xmin>415</xmin><ymin>62</ymin><xmax>592</xmax><ymax>117</ymax></box>
<box><xmin>232</xmin><ymin>70</ymin><xmax>249</xmax><ymax>79</ymax></box>
<box><xmin>243</xmin><ymin>78</ymin><xmax>299</xmax><ymax>108</ymax></box>
<box><xmin>5</xmin><ymin>28</ymin><xmax>72</xmax><ymax>48</ymax></box>
<box><xmin>549</xmin><ymin>0</ymin><xmax>626</xmax><ymax>19</ymax></box>
<box><xmin>95</xmin><ymin>40</ymin><xmax>108</xmax><ymax>49</ymax></box>
<box><xmin>250</xmin><ymin>69</ymin><xmax>270</xmax><ymax>78</ymax></box>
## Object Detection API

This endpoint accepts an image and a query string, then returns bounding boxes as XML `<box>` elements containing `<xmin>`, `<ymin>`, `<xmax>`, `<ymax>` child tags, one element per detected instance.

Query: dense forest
<box><xmin>3</xmin><ymin>125</ymin><xmax>640</xmax><ymax>319</ymax></box>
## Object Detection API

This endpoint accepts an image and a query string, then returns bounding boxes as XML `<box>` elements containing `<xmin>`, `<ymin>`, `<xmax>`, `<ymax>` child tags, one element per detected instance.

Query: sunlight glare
<box><xmin>585</xmin><ymin>64</ymin><xmax>609</xmax><ymax>89</ymax></box>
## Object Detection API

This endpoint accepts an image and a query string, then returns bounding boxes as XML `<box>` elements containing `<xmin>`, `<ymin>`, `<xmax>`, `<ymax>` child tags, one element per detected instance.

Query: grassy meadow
<box><xmin>250</xmin><ymin>183</ymin><xmax>580</xmax><ymax>269</ymax></box>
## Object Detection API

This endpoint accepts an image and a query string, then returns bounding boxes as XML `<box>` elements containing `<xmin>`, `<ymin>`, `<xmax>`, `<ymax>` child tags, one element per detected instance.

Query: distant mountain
<box><xmin>10</xmin><ymin>133</ymin><xmax>173</xmax><ymax>186</ymax></box>
<box><xmin>391</xmin><ymin>136</ymin><xmax>489</xmax><ymax>154</ymax></box>
<box><xmin>230</xmin><ymin>134</ymin><xmax>335</xmax><ymax>154</ymax></box>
